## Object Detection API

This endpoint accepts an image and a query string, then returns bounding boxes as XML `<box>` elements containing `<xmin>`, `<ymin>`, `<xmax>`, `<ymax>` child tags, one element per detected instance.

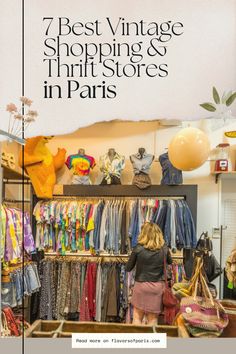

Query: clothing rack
<box><xmin>32</xmin><ymin>185</ymin><xmax>197</xmax><ymax>256</ymax></box>
<box><xmin>45</xmin><ymin>252</ymin><xmax>129</xmax><ymax>257</ymax></box>
<box><xmin>43</xmin><ymin>254</ymin><xmax>129</xmax><ymax>263</ymax></box>
<box><xmin>42</xmin><ymin>196</ymin><xmax>185</xmax><ymax>201</ymax></box>
<box><xmin>32</xmin><ymin>184</ymin><xmax>198</xmax><ymax>226</ymax></box>
<box><xmin>44</xmin><ymin>252</ymin><xmax>183</xmax><ymax>260</ymax></box>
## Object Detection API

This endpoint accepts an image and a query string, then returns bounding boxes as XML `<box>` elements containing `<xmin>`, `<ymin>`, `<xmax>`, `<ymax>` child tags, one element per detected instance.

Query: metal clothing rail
<box><xmin>45</xmin><ymin>252</ymin><xmax>129</xmax><ymax>257</ymax></box>
<box><xmin>40</xmin><ymin>196</ymin><xmax>185</xmax><ymax>201</ymax></box>
<box><xmin>44</xmin><ymin>252</ymin><xmax>183</xmax><ymax>260</ymax></box>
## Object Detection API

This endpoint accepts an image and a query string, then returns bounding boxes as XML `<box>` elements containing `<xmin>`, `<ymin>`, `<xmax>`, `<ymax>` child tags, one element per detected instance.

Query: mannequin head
<box><xmin>138</xmin><ymin>147</ymin><xmax>146</xmax><ymax>158</ymax></box>
<box><xmin>78</xmin><ymin>148</ymin><xmax>85</xmax><ymax>156</ymax></box>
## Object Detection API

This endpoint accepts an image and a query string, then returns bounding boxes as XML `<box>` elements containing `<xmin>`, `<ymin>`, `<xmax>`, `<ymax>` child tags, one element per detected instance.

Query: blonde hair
<box><xmin>138</xmin><ymin>222</ymin><xmax>165</xmax><ymax>251</ymax></box>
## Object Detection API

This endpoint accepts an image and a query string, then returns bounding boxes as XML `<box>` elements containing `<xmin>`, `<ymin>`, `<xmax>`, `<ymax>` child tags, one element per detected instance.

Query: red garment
<box><xmin>2</xmin><ymin>307</ymin><xmax>20</xmax><ymax>336</ymax></box>
<box><xmin>80</xmin><ymin>263</ymin><xmax>97</xmax><ymax>321</ymax></box>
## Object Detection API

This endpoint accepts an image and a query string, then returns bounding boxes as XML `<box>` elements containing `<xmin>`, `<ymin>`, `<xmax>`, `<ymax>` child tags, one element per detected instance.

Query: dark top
<box><xmin>125</xmin><ymin>244</ymin><xmax>172</xmax><ymax>282</ymax></box>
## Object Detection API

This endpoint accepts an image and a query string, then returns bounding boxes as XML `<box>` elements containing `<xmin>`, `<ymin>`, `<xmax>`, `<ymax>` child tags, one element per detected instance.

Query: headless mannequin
<box><xmin>65</xmin><ymin>147</ymin><xmax>95</xmax><ymax>185</ymax></box>
<box><xmin>130</xmin><ymin>147</ymin><xmax>154</xmax><ymax>164</ymax></box>
<box><xmin>100</xmin><ymin>148</ymin><xmax>125</xmax><ymax>185</ymax></box>
<box><xmin>130</xmin><ymin>148</ymin><xmax>154</xmax><ymax>189</ymax></box>
<box><xmin>159</xmin><ymin>150</ymin><xmax>183</xmax><ymax>185</ymax></box>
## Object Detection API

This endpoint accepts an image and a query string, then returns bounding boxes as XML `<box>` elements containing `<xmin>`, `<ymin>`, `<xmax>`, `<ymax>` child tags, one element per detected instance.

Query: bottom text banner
<box><xmin>72</xmin><ymin>333</ymin><xmax>167</xmax><ymax>348</ymax></box>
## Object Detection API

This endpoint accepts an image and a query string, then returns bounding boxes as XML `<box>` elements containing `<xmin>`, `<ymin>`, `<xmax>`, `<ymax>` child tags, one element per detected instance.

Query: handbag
<box><xmin>163</xmin><ymin>252</ymin><xmax>179</xmax><ymax>325</ymax></box>
<box><xmin>0</xmin><ymin>311</ymin><xmax>11</xmax><ymax>337</ymax></box>
<box><xmin>207</xmin><ymin>283</ymin><xmax>217</xmax><ymax>299</ymax></box>
<box><xmin>203</xmin><ymin>253</ymin><xmax>222</xmax><ymax>282</ymax></box>
<box><xmin>196</xmin><ymin>232</ymin><xmax>213</xmax><ymax>252</ymax></box>
<box><xmin>180</xmin><ymin>258</ymin><xmax>229</xmax><ymax>337</ymax></box>
<box><xmin>2</xmin><ymin>307</ymin><xmax>20</xmax><ymax>336</ymax></box>
<box><xmin>172</xmin><ymin>255</ymin><xmax>203</xmax><ymax>300</ymax></box>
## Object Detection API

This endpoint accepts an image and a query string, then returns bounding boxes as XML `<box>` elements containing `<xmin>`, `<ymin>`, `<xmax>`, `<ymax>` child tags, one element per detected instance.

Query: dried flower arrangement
<box><xmin>6</xmin><ymin>96</ymin><xmax>38</xmax><ymax>138</ymax></box>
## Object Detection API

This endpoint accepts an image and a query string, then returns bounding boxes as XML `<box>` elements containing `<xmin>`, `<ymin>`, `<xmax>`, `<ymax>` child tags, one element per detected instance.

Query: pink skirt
<box><xmin>131</xmin><ymin>281</ymin><xmax>165</xmax><ymax>314</ymax></box>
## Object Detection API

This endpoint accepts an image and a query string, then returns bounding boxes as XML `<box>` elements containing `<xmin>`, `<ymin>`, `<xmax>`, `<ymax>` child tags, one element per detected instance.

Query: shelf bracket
<box><xmin>215</xmin><ymin>173</ymin><xmax>221</xmax><ymax>184</ymax></box>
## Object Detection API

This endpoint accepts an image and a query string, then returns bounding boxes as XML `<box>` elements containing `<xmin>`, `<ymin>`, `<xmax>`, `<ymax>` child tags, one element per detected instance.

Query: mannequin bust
<box><xmin>65</xmin><ymin>148</ymin><xmax>96</xmax><ymax>185</ymax></box>
<box><xmin>130</xmin><ymin>148</ymin><xmax>154</xmax><ymax>189</ymax></box>
<box><xmin>159</xmin><ymin>151</ymin><xmax>183</xmax><ymax>185</ymax></box>
<box><xmin>99</xmin><ymin>148</ymin><xmax>125</xmax><ymax>185</ymax></box>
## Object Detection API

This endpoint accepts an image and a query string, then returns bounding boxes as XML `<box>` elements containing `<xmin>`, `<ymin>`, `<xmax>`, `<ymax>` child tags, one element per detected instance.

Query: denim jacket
<box><xmin>159</xmin><ymin>152</ymin><xmax>183</xmax><ymax>185</ymax></box>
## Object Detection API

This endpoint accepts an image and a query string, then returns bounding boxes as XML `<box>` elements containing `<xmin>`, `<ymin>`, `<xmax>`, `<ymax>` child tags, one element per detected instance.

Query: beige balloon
<box><xmin>168</xmin><ymin>127</ymin><xmax>211</xmax><ymax>171</ymax></box>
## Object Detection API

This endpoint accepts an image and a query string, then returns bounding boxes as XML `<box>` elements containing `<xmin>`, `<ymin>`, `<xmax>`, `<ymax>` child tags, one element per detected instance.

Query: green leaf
<box><xmin>199</xmin><ymin>102</ymin><xmax>216</xmax><ymax>112</ymax></box>
<box><xmin>222</xmin><ymin>90</ymin><xmax>232</xmax><ymax>104</ymax></box>
<box><xmin>226</xmin><ymin>92</ymin><xmax>236</xmax><ymax>106</ymax></box>
<box><xmin>212</xmin><ymin>87</ymin><xmax>220</xmax><ymax>104</ymax></box>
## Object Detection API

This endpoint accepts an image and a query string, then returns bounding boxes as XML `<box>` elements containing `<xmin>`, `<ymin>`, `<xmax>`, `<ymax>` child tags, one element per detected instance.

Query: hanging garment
<box><xmin>129</xmin><ymin>200</ymin><xmax>141</xmax><ymax>248</ymax></box>
<box><xmin>120</xmin><ymin>203</ymin><xmax>127</xmax><ymax>254</ymax></box>
<box><xmin>57</xmin><ymin>262</ymin><xmax>71</xmax><ymax>319</ymax></box>
<box><xmin>1</xmin><ymin>206</ymin><xmax>35</xmax><ymax>262</ymax></box>
<box><xmin>37</xmin><ymin>259</ymin><xmax>136</xmax><ymax>323</ymax></box>
<box><xmin>4</xmin><ymin>208</ymin><xmax>22</xmax><ymax>262</ymax></box>
<box><xmin>119</xmin><ymin>264</ymin><xmax>128</xmax><ymax>320</ymax></box>
<box><xmin>100</xmin><ymin>263</ymin><xmax>110</xmax><ymax>322</ymax></box>
<box><xmin>80</xmin><ymin>263</ymin><xmax>97</xmax><ymax>321</ymax></box>
<box><xmin>106</xmin><ymin>264</ymin><xmax>118</xmax><ymax>319</ymax></box>
<box><xmin>126</xmin><ymin>270</ymin><xmax>135</xmax><ymax>324</ymax></box>
<box><xmin>95</xmin><ymin>263</ymin><xmax>102</xmax><ymax>322</ymax></box>
<box><xmin>39</xmin><ymin>260</ymin><xmax>56</xmax><ymax>320</ymax></box>
<box><xmin>159</xmin><ymin>152</ymin><xmax>183</xmax><ymax>185</ymax></box>
<box><xmin>33</xmin><ymin>198</ymin><xmax>196</xmax><ymax>253</ymax></box>
<box><xmin>69</xmin><ymin>262</ymin><xmax>81</xmax><ymax>314</ymax></box>
<box><xmin>0</xmin><ymin>205</ymin><xmax>6</xmax><ymax>260</ymax></box>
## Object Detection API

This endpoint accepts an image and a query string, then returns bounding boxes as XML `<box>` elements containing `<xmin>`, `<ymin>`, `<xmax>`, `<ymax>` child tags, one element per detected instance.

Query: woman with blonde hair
<box><xmin>126</xmin><ymin>221</ymin><xmax>172</xmax><ymax>325</ymax></box>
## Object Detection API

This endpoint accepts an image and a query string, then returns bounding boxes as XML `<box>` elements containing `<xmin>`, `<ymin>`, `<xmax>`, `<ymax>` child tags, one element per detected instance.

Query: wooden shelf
<box><xmin>212</xmin><ymin>171</ymin><xmax>236</xmax><ymax>183</ymax></box>
<box><xmin>1</xmin><ymin>165</ymin><xmax>29</xmax><ymax>181</ymax></box>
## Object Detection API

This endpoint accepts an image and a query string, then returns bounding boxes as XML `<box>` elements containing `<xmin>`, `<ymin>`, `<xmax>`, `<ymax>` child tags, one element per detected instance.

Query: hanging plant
<box><xmin>200</xmin><ymin>87</ymin><xmax>236</xmax><ymax>113</ymax></box>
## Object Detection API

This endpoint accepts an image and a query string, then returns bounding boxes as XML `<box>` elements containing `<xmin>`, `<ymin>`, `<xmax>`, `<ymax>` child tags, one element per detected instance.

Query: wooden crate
<box><xmin>220</xmin><ymin>300</ymin><xmax>236</xmax><ymax>338</ymax></box>
<box><xmin>25</xmin><ymin>320</ymin><xmax>186</xmax><ymax>338</ymax></box>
